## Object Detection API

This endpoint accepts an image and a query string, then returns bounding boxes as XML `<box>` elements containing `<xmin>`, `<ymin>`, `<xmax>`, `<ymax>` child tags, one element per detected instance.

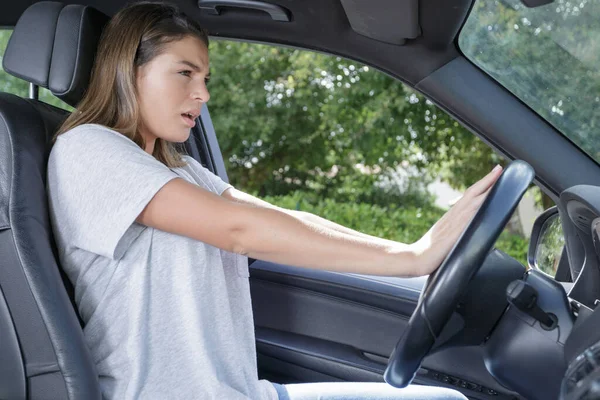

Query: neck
<box><xmin>138</xmin><ymin>126</ymin><xmax>156</xmax><ymax>155</ymax></box>
<box><xmin>144</xmin><ymin>139</ymin><xmax>155</xmax><ymax>155</ymax></box>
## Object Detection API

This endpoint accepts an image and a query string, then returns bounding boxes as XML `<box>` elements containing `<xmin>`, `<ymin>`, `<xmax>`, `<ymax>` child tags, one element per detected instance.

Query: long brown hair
<box><xmin>54</xmin><ymin>1</ymin><xmax>209</xmax><ymax>168</ymax></box>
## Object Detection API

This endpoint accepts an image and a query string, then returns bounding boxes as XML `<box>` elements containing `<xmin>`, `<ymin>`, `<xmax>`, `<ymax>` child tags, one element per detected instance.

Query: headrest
<box><xmin>2</xmin><ymin>2</ymin><xmax>109</xmax><ymax>107</ymax></box>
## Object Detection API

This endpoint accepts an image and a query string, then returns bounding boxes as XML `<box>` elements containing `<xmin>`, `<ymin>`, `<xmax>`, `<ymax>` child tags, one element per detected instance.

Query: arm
<box><xmin>137</xmin><ymin>180</ymin><xmax>419</xmax><ymax>277</ymax></box>
<box><xmin>295</xmin><ymin>211</ymin><xmax>407</xmax><ymax>249</ymax></box>
<box><xmin>137</xmin><ymin>165</ymin><xmax>501</xmax><ymax>278</ymax></box>
<box><xmin>221</xmin><ymin>187</ymin><xmax>408</xmax><ymax>250</ymax></box>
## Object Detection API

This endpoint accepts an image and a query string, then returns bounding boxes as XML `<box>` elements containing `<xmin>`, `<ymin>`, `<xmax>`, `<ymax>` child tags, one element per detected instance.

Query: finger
<box><xmin>466</xmin><ymin>165</ymin><xmax>502</xmax><ymax>197</ymax></box>
<box><xmin>473</xmin><ymin>192</ymin><xmax>487</xmax><ymax>208</ymax></box>
<box><xmin>474</xmin><ymin>165</ymin><xmax>502</xmax><ymax>192</ymax></box>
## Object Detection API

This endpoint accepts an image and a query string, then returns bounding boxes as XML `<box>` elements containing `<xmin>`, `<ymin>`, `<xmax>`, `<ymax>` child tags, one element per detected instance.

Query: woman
<box><xmin>46</xmin><ymin>2</ymin><xmax>502</xmax><ymax>399</ymax></box>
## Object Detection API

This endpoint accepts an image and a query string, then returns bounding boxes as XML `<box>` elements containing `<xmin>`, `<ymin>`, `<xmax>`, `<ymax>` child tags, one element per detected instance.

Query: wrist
<box><xmin>411</xmin><ymin>234</ymin><xmax>447</xmax><ymax>277</ymax></box>
<box><xmin>387</xmin><ymin>243</ymin><xmax>423</xmax><ymax>278</ymax></box>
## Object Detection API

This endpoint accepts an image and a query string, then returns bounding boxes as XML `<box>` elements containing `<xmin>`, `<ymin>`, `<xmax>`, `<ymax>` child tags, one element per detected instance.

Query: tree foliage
<box><xmin>460</xmin><ymin>0</ymin><xmax>600</xmax><ymax>161</ymax></box>
<box><xmin>266</xmin><ymin>190</ymin><xmax>529</xmax><ymax>266</ymax></box>
<box><xmin>206</xmin><ymin>0</ymin><xmax>599</xmax><ymax>206</ymax></box>
<box><xmin>207</xmin><ymin>40</ymin><xmax>502</xmax><ymax>203</ymax></box>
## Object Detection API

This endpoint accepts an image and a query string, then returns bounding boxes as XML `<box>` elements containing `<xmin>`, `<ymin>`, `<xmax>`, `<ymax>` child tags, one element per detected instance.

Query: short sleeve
<box><xmin>180</xmin><ymin>155</ymin><xmax>233</xmax><ymax>195</ymax></box>
<box><xmin>47</xmin><ymin>125</ymin><xmax>179</xmax><ymax>260</ymax></box>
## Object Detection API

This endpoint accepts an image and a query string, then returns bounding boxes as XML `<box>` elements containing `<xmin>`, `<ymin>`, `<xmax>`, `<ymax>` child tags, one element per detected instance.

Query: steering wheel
<box><xmin>384</xmin><ymin>160</ymin><xmax>535</xmax><ymax>388</ymax></box>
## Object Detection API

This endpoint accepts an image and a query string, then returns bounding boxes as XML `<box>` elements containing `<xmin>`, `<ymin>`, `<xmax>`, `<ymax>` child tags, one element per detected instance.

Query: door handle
<box><xmin>197</xmin><ymin>0</ymin><xmax>291</xmax><ymax>22</ymax></box>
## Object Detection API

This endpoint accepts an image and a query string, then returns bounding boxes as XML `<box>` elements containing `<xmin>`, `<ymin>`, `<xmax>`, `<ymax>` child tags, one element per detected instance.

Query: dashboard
<box><xmin>560</xmin><ymin>185</ymin><xmax>600</xmax><ymax>307</ymax></box>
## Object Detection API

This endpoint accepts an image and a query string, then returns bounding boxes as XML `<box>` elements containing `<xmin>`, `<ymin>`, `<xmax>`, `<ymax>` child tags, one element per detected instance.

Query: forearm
<box><xmin>234</xmin><ymin>205</ymin><xmax>418</xmax><ymax>277</ymax></box>
<box><xmin>293</xmin><ymin>210</ymin><xmax>411</xmax><ymax>250</ymax></box>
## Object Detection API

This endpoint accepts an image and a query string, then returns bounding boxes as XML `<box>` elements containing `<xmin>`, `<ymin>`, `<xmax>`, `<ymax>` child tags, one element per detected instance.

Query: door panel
<box><xmin>250</xmin><ymin>261</ymin><xmax>523</xmax><ymax>400</ymax></box>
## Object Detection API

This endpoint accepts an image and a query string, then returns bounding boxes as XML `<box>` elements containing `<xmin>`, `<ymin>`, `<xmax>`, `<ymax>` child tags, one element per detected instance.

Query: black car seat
<box><xmin>0</xmin><ymin>2</ymin><xmax>108</xmax><ymax>399</ymax></box>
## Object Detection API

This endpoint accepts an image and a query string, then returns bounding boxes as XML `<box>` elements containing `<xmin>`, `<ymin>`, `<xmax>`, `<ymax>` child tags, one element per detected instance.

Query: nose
<box><xmin>192</xmin><ymin>80</ymin><xmax>210</xmax><ymax>104</ymax></box>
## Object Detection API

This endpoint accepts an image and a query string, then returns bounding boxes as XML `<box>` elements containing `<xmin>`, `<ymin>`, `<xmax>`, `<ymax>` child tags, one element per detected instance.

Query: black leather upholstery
<box><xmin>0</xmin><ymin>2</ymin><xmax>108</xmax><ymax>398</ymax></box>
<box><xmin>2</xmin><ymin>2</ymin><xmax>63</xmax><ymax>90</ymax></box>
<box><xmin>4</xmin><ymin>2</ymin><xmax>108</xmax><ymax>107</ymax></box>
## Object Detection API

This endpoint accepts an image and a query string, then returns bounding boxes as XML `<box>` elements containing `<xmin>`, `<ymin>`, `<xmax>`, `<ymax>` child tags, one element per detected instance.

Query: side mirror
<box><xmin>528</xmin><ymin>206</ymin><xmax>566</xmax><ymax>276</ymax></box>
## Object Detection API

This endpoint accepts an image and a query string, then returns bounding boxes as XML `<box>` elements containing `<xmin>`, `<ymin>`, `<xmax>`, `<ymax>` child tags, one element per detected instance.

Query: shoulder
<box><xmin>50</xmin><ymin>124</ymin><xmax>149</xmax><ymax>166</ymax></box>
<box><xmin>177</xmin><ymin>154</ymin><xmax>211</xmax><ymax>174</ymax></box>
<box><xmin>179</xmin><ymin>154</ymin><xmax>198</xmax><ymax>168</ymax></box>
<box><xmin>177</xmin><ymin>155</ymin><xmax>225</xmax><ymax>181</ymax></box>
<box><xmin>48</xmin><ymin>124</ymin><xmax>169</xmax><ymax>182</ymax></box>
<box><xmin>55</xmin><ymin>124</ymin><xmax>139</xmax><ymax>151</ymax></box>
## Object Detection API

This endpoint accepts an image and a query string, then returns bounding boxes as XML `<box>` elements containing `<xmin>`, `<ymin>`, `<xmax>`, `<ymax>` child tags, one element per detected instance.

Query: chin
<box><xmin>162</xmin><ymin>130</ymin><xmax>191</xmax><ymax>143</ymax></box>
<box><xmin>177</xmin><ymin>129</ymin><xmax>191</xmax><ymax>142</ymax></box>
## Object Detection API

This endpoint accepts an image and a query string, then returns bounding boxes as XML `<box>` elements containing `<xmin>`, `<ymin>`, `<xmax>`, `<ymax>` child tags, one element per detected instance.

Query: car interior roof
<box><xmin>1</xmin><ymin>0</ymin><xmax>470</xmax><ymax>86</ymax></box>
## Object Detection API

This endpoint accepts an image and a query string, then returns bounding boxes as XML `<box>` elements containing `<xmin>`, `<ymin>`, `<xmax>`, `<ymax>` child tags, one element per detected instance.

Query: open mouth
<box><xmin>181</xmin><ymin>113</ymin><xmax>196</xmax><ymax>127</ymax></box>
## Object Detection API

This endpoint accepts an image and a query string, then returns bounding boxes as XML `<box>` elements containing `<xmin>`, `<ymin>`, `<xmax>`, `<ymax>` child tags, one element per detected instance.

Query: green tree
<box><xmin>207</xmin><ymin>40</ymin><xmax>500</xmax><ymax>205</ymax></box>
<box><xmin>0</xmin><ymin>30</ymin><xmax>28</xmax><ymax>97</ymax></box>
<box><xmin>208</xmin><ymin>0</ymin><xmax>600</xmax><ymax>210</ymax></box>
<box><xmin>460</xmin><ymin>0</ymin><xmax>600</xmax><ymax>165</ymax></box>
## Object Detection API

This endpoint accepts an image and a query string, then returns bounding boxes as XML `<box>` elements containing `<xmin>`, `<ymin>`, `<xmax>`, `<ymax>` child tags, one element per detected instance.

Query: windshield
<box><xmin>459</xmin><ymin>0</ymin><xmax>600</xmax><ymax>163</ymax></box>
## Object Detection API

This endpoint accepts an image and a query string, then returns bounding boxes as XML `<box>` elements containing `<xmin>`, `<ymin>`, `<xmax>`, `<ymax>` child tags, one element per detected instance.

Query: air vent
<box><xmin>567</xmin><ymin>201</ymin><xmax>597</xmax><ymax>234</ymax></box>
<box><xmin>575</xmin><ymin>215</ymin><xmax>591</xmax><ymax>231</ymax></box>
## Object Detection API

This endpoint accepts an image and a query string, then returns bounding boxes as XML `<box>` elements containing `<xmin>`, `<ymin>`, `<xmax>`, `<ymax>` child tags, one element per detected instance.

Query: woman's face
<box><xmin>136</xmin><ymin>35</ymin><xmax>210</xmax><ymax>151</ymax></box>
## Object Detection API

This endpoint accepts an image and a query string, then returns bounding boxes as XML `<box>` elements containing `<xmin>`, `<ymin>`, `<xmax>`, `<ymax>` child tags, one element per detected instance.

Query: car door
<box><xmin>188</xmin><ymin>103</ymin><xmax>526</xmax><ymax>400</ymax></box>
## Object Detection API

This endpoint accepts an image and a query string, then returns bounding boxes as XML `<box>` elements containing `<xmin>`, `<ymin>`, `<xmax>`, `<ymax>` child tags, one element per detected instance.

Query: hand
<box><xmin>411</xmin><ymin>165</ymin><xmax>503</xmax><ymax>277</ymax></box>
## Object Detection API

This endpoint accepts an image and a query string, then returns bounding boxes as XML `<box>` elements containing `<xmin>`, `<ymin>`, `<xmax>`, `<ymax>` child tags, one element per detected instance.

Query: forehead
<box><xmin>159</xmin><ymin>36</ymin><xmax>209</xmax><ymax>67</ymax></box>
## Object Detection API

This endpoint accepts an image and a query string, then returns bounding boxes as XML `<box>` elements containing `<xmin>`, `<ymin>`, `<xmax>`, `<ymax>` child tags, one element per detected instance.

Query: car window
<box><xmin>459</xmin><ymin>1</ymin><xmax>600</xmax><ymax>164</ymax></box>
<box><xmin>0</xmin><ymin>29</ymin><xmax>73</xmax><ymax>111</ymax></box>
<box><xmin>208</xmin><ymin>40</ymin><xmax>553</xmax><ymax>270</ymax></box>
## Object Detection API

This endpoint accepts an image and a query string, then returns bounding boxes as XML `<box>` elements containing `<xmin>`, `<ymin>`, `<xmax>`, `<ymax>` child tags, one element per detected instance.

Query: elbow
<box><xmin>229</xmin><ymin>223</ymin><xmax>250</xmax><ymax>256</ymax></box>
<box><xmin>227</xmin><ymin>205</ymin><xmax>279</xmax><ymax>257</ymax></box>
<box><xmin>227</xmin><ymin>204</ymin><xmax>293</xmax><ymax>257</ymax></box>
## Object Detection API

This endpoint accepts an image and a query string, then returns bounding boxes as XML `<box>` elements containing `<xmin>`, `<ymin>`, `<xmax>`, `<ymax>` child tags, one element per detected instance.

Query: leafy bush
<box><xmin>496</xmin><ymin>231</ymin><xmax>530</xmax><ymax>268</ymax></box>
<box><xmin>263</xmin><ymin>191</ymin><xmax>530</xmax><ymax>269</ymax></box>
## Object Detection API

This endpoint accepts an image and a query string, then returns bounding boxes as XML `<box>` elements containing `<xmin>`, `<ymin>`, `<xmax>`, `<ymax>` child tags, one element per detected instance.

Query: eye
<box><xmin>204</xmin><ymin>75</ymin><xmax>211</xmax><ymax>85</ymax></box>
<box><xmin>179</xmin><ymin>70</ymin><xmax>192</xmax><ymax>77</ymax></box>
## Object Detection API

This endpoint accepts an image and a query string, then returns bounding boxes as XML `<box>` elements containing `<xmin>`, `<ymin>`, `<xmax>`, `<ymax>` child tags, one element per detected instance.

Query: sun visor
<box><xmin>340</xmin><ymin>0</ymin><xmax>420</xmax><ymax>45</ymax></box>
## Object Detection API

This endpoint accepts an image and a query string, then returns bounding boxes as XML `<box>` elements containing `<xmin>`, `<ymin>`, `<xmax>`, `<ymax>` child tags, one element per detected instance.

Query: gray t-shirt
<box><xmin>47</xmin><ymin>124</ymin><xmax>278</xmax><ymax>400</ymax></box>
